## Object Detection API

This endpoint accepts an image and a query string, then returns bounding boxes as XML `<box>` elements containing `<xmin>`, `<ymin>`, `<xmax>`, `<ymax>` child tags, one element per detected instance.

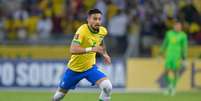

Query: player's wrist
<box><xmin>102</xmin><ymin>52</ymin><xmax>107</xmax><ymax>56</ymax></box>
<box><xmin>85</xmin><ymin>47</ymin><xmax>93</xmax><ymax>52</ymax></box>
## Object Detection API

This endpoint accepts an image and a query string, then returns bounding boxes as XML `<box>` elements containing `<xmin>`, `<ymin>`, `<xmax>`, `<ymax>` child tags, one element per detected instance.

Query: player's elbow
<box><xmin>70</xmin><ymin>47</ymin><xmax>76</xmax><ymax>54</ymax></box>
<box><xmin>70</xmin><ymin>46</ymin><xmax>81</xmax><ymax>54</ymax></box>
<box><xmin>70</xmin><ymin>45</ymin><xmax>84</xmax><ymax>54</ymax></box>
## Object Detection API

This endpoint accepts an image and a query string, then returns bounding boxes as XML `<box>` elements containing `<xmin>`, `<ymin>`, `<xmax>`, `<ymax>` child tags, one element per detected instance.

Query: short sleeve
<box><xmin>72</xmin><ymin>26</ymin><xmax>85</xmax><ymax>44</ymax></box>
<box><xmin>102</xmin><ymin>27</ymin><xmax>108</xmax><ymax>36</ymax></box>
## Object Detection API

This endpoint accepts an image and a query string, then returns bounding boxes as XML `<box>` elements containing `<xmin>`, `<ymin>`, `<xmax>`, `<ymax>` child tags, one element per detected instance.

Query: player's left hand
<box><xmin>103</xmin><ymin>54</ymin><xmax>111</xmax><ymax>64</ymax></box>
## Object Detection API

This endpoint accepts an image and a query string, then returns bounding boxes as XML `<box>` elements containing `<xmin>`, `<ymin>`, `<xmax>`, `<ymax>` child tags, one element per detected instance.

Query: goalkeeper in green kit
<box><xmin>160</xmin><ymin>21</ymin><xmax>188</xmax><ymax>95</ymax></box>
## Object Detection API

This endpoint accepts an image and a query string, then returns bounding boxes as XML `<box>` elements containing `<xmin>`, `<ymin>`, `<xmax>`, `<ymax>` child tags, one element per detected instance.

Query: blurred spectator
<box><xmin>137</xmin><ymin>3</ymin><xmax>146</xmax><ymax>21</ymax></box>
<box><xmin>83</xmin><ymin>0</ymin><xmax>96</xmax><ymax>11</ymax></box>
<box><xmin>37</xmin><ymin>13</ymin><xmax>52</xmax><ymax>39</ymax></box>
<box><xmin>61</xmin><ymin>14</ymin><xmax>73</xmax><ymax>35</ymax></box>
<box><xmin>26</xmin><ymin>15</ymin><xmax>39</xmax><ymax>41</ymax></box>
<box><xmin>67</xmin><ymin>0</ymin><xmax>84</xmax><ymax>20</ymax></box>
<box><xmin>106</xmin><ymin>0</ymin><xmax>118</xmax><ymax>21</ymax></box>
<box><xmin>14</xmin><ymin>16</ymin><xmax>28</xmax><ymax>40</ymax></box>
<box><xmin>108</xmin><ymin>9</ymin><xmax>129</xmax><ymax>55</ymax></box>
<box><xmin>113</xmin><ymin>0</ymin><xmax>126</xmax><ymax>10</ymax></box>
<box><xmin>140</xmin><ymin>17</ymin><xmax>157</xmax><ymax>56</ymax></box>
<box><xmin>152</xmin><ymin>15</ymin><xmax>167</xmax><ymax>39</ymax></box>
<box><xmin>51</xmin><ymin>13</ymin><xmax>63</xmax><ymax>38</ymax></box>
<box><xmin>95</xmin><ymin>0</ymin><xmax>107</xmax><ymax>25</ymax></box>
<box><xmin>162</xmin><ymin>0</ymin><xmax>177</xmax><ymax>19</ymax></box>
<box><xmin>179</xmin><ymin>1</ymin><xmax>200</xmax><ymax>24</ymax></box>
<box><xmin>1</xmin><ymin>0</ymin><xmax>22</xmax><ymax>14</ymax></box>
<box><xmin>0</xmin><ymin>16</ymin><xmax>5</xmax><ymax>40</ymax></box>
<box><xmin>193</xmin><ymin>31</ymin><xmax>201</xmax><ymax>44</ymax></box>
<box><xmin>51</xmin><ymin>0</ymin><xmax>65</xmax><ymax>16</ymax></box>
<box><xmin>13</xmin><ymin>6</ymin><xmax>29</xmax><ymax>20</ymax></box>
<box><xmin>189</xmin><ymin>22</ymin><xmax>200</xmax><ymax>34</ymax></box>
<box><xmin>38</xmin><ymin>0</ymin><xmax>50</xmax><ymax>12</ymax></box>
<box><xmin>192</xmin><ymin>0</ymin><xmax>201</xmax><ymax>13</ymax></box>
<box><xmin>4</xmin><ymin>15</ymin><xmax>15</xmax><ymax>40</ymax></box>
<box><xmin>11</xmin><ymin>6</ymin><xmax>29</xmax><ymax>40</ymax></box>
<box><xmin>125</xmin><ymin>16</ymin><xmax>140</xmax><ymax>57</ymax></box>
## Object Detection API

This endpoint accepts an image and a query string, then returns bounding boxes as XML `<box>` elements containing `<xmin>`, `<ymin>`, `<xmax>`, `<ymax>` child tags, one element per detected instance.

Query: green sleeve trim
<box><xmin>72</xmin><ymin>40</ymin><xmax>81</xmax><ymax>44</ymax></box>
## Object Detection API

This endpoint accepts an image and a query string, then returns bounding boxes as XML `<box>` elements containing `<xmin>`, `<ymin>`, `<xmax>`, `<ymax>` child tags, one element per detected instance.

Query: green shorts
<box><xmin>165</xmin><ymin>57</ymin><xmax>181</xmax><ymax>71</ymax></box>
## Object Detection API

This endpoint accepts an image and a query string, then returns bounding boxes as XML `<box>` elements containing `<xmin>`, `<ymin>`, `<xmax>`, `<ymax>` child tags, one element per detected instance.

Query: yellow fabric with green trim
<box><xmin>68</xmin><ymin>24</ymin><xmax>107</xmax><ymax>72</ymax></box>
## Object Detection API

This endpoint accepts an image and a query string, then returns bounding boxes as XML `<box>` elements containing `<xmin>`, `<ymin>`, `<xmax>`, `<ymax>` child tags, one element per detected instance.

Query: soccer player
<box><xmin>52</xmin><ymin>9</ymin><xmax>112</xmax><ymax>101</ymax></box>
<box><xmin>160</xmin><ymin>21</ymin><xmax>188</xmax><ymax>95</ymax></box>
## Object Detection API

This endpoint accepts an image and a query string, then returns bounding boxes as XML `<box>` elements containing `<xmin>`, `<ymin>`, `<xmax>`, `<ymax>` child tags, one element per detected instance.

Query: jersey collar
<box><xmin>87</xmin><ymin>24</ymin><xmax>99</xmax><ymax>34</ymax></box>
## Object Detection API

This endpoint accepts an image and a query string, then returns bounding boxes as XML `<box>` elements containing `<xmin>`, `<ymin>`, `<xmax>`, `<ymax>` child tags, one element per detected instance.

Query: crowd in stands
<box><xmin>0</xmin><ymin>0</ymin><xmax>200</xmax><ymax>57</ymax></box>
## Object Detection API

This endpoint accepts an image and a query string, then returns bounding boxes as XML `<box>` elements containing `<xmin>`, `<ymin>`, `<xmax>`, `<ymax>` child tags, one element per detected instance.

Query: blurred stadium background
<box><xmin>0</xmin><ymin>0</ymin><xmax>201</xmax><ymax>101</ymax></box>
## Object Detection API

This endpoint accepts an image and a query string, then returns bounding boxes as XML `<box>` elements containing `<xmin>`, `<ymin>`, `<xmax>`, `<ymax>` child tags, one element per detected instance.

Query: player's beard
<box><xmin>92</xmin><ymin>24</ymin><xmax>100</xmax><ymax>32</ymax></box>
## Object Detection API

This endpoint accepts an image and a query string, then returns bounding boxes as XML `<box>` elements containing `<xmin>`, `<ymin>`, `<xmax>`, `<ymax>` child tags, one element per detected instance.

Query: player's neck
<box><xmin>87</xmin><ymin>24</ymin><xmax>99</xmax><ymax>34</ymax></box>
<box><xmin>174</xmin><ymin>29</ymin><xmax>182</xmax><ymax>33</ymax></box>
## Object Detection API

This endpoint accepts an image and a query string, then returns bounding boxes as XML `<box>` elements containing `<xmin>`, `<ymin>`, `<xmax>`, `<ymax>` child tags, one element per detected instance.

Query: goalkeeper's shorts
<box><xmin>165</xmin><ymin>57</ymin><xmax>181</xmax><ymax>71</ymax></box>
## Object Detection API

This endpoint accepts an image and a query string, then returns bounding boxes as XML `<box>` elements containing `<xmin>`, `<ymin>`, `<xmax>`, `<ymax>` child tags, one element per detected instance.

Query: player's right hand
<box><xmin>92</xmin><ymin>46</ymin><xmax>104</xmax><ymax>54</ymax></box>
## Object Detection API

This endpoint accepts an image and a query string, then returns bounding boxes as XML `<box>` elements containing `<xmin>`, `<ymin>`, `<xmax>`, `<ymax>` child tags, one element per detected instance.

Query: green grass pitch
<box><xmin>0</xmin><ymin>90</ymin><xmax>201</xmax><ymax>101</ymax></box>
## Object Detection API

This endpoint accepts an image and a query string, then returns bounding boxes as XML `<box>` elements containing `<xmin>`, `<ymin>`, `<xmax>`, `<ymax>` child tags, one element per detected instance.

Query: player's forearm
<box><xmin>183</xmin><ymin>36</ymin><xmax>188</xmax><ymax>59</ymax></box>
<box><xmin>160</xmin><ymin>39</ymin><xmax>167</xmax><ymax>52</ymax></box>
<box><xmin>70</xmin><ymin>45</ymin><xmax>89</xmax><ymax>54</ymax></box>
<box><xmin>100</xmin><ymin>40</ymin><xmax>108</xmax><ymax>56</ymax></box>
<box><xmin>160</xmin><ymin>33</ymin><xmax>168</xmax><ymax>54</ymax></box>
<box><xmin>70</xmin><ymin>45</ymin><xmax>102</xmax><ymax>54</ymax></box>
<box><xmin>102</xmin><ymin>48</ymin><xmax>108</xmax><ymax>56</ymax></box>
<box><xmin>183</xmin><ymin>45</ymin><xmax>188</xmax><ymax>59</ymax></box>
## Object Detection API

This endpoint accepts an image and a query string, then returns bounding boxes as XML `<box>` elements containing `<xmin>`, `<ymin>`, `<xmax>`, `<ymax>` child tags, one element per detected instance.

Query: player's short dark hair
<box><xmin>88</xmin><ymin>9</ymin><xmax>102</xmax><ymax>15</ymax></box>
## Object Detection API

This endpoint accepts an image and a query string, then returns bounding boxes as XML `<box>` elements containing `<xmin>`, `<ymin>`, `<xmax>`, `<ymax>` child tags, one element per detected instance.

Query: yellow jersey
<box><xmin>68</xmin><ymin>24</ymin><xmax>108</xmax><ymax>72</ymax></box>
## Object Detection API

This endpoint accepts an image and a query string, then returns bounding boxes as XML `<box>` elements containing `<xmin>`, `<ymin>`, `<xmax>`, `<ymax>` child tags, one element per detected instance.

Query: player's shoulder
<box><xmin>99</xmin><ymin>26</ymin><xmax>108</xmax><ymax>35</ymax></box>
<box><xmin>78</xmin><ymin>24</ymin><xmax>88</xmax><ymax>30</ymax></box>
<box><xmin>76</xmin><ymin>24</ymin><xmax>88</xmax><ymax>34</ymax></box>
<box><xmin>166</xmin><ymin>30</ymin><xmax>174</xmax><ymax>34</ymax></box>
<box><xmin>165</xmin><ymin>30</ymin><xmax>174</xmax><ymax>36</ymax></box>
<box><xmin>181</xmin><ymin>31</ymin><xmax>187</xmax><ymax>38</ymax></box>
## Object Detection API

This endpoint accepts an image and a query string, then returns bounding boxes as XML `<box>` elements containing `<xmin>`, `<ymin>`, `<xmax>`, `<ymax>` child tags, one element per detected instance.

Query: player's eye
<box><xmin>93</xmin><ymin>17</ymin><xmax>98</xmax><ymax>21</ymax></box>
<box><xmin>93</xmin><ymin>17</ymin><xmax>101</xmax><ymax>22</ymax></box>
